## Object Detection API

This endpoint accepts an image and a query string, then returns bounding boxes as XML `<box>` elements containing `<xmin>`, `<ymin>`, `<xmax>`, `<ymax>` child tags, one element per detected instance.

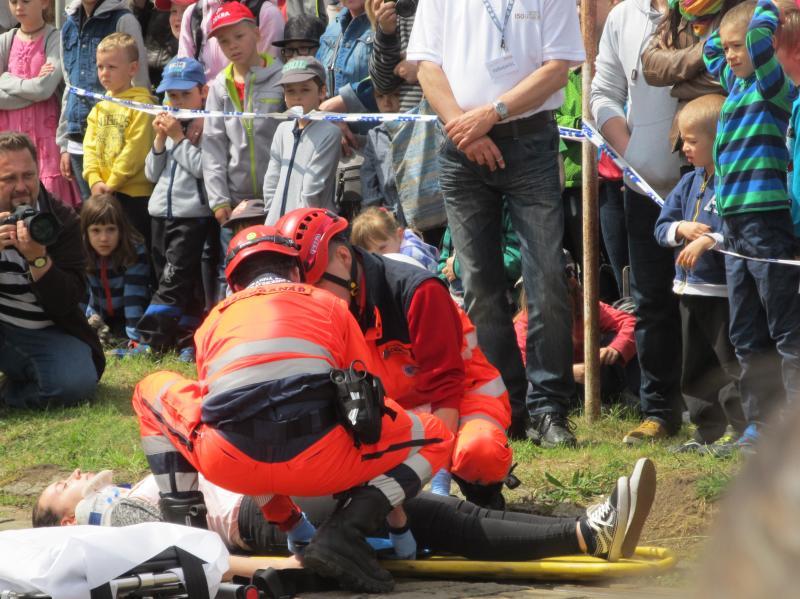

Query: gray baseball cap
<box><xmin>278</xmin><ymin>56</ymin><xmax>326</xmax><ymax>86</ymax></box>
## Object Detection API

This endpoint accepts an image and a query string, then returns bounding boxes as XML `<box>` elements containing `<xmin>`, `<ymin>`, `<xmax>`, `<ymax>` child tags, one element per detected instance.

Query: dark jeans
<box><xmin>679</xmin><ymin>295</ymin><xmax>746</xmax><ymax>443</ymax></box>
<box><xmin>624</xmin><ymin>187</ymin><xmax>682</xmax><ymax>432</ymax></box>
<box><xmin>116</xmin><ymin>193</ymin><xmax>152</xmax><ymax>251</ymax></box>
<box><xmin>723</xmin><ymin>210</ymin><xmax>800</xmax><ymax>425</ymax></box>
<box><xmin>238</xmin><ymin>492</ymin><xmax>579</xmax><ymax>561</ymax></box>
<box><xmin>438</xmin><ymin>122</ymin><xmax>574</xmax><ymax>424</ymax></box>
<box><xmin>137</xmin><ymin>217</ymin><xmax>212</xmax><ymax>350</ymax></box>
<box><xmin>202</xmin><ymin>220</ymin><xmax>222</xmax><ymax>311</ymax></box>
<box><xmin>68</xmin><ymin>153</ymin><xmax>92</xmax><ymax>201</ymax></box>
<box><xmin>0</xmin><ymin>323</ymin><xmax>97</xmax><ymax>409</ymax></box>
<box><xmin>562</xmin><ymin>186</ymin><xmax>583</xmax><ymax>267</ymax></box>
<box><xmin>599</xmin><ymin>181</ymin><xmax>628</xmax><ymax>296</ymax></box>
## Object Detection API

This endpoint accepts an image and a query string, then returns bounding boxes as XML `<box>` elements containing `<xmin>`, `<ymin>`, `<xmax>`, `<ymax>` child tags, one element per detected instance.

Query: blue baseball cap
<box><xmin>156</xmin><ymin>57</ymin><xmax>206</xmax><ymax>93</ymax></box>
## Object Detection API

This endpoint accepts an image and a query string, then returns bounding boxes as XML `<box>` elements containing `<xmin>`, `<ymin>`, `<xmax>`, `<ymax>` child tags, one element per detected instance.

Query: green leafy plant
<box><xmin>696</xmin><ymin>470</ymin><xmax>733</xmax><ymax>503</ymax></box>
<box><xmin>539</xmin><ymin>462</ymin><xmax>625</xmax><ymax>506</ymax></box>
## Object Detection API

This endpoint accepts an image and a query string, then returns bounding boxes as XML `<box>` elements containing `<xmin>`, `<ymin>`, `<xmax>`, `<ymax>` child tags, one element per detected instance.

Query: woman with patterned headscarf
<box><xmin>642</xmin><ymin>0</ymin><xmax>745</xmax><ymax>150</ymax></box>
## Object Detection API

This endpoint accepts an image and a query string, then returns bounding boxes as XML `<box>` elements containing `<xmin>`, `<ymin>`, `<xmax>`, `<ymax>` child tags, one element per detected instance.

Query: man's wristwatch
<box><xmin>27</xmin><ymin>254</ymin><xmax>48</xmax><ymax>269</ymax></box>
<box><xmin>493</xmin><ymin>100</ymin><xmax>509</xmax><ymax>121</ymax></box>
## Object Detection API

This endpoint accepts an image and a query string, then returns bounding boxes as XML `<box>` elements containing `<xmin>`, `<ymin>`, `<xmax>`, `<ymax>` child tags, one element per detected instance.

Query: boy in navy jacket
<box><xmin>654</xmin><ymin>94</ymin><xmax>746</xmax><ymax>450</ymax></box>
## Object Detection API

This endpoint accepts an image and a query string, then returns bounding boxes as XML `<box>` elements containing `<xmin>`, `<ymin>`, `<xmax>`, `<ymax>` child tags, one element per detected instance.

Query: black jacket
<box><xmin>28</xmin><ymin>185</ymin><xmax>105</xmax><ymax>378</ymax></box>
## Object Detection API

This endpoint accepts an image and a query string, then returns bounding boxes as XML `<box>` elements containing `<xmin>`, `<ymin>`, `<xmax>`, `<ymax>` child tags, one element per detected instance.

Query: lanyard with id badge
<box><xmin>482</xmin><ymin>0</ymin><xmax>520</xmax><ymax>80</ymax></box>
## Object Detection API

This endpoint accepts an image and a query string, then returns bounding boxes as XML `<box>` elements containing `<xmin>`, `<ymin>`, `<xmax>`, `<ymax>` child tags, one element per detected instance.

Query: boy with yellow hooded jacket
<box><xmin>83</xmin><ymin>33</ymin><xmax>155</xmax><ymax>247</ymax></box>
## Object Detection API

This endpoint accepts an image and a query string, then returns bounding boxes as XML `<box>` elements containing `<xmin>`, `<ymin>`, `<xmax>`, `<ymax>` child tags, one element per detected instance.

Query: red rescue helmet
<box><xmin>275</xmin><ymin>208</ymin><xmax>349</xmax><ymax>284</ymax></box>
<box><xmin>225</xmin><ymin>225</ymin><xmax>301</xmax><ymax>289</ymax></box>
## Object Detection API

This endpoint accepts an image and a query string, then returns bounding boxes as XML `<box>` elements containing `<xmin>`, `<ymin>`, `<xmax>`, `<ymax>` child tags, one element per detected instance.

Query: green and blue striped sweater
<box><xmin>703</xmin><ymin>0</ymin><xmax>797</xmax><ymax>216</ymax></box>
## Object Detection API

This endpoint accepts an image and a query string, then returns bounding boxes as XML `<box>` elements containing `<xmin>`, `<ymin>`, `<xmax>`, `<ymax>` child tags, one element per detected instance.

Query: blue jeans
<box><xmin>624</xmin><ymin>187</ymin><xmax>682</xmax><ymax>432</ymax></box>
<box><xmin>0</xmin><ymin>323</ymin><xmax>98</xmax><ymax>409</ymax></box>
<box><xmin>599</xmin><ymin>181</ymin><xmax>628</xmax><ymax>296</ymax></box>
<box><xmin>723</xmin><ymin>210</ymin><xmax>800</xmax><ymax>424</ymax></box>
<box><xmin>438</xmin><ymin>121</ymin><xmax>574</xmax><ymax>423</ymax></box>
<box><xmin>69</xmin><ymin>153</ymin><xmax>92</xmax><ymax>201</ymax></box>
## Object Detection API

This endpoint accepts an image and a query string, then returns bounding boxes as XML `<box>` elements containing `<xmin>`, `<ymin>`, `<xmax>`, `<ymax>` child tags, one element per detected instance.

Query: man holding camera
<box><xmin>408</xmin><ymin>1</ymin><xmax>585</xmax><ymax>446</ymax></box>
<box><xmin>0</xmin><ymin>132</ymin><xmax>104</xmax><ymax>409</ymax></box>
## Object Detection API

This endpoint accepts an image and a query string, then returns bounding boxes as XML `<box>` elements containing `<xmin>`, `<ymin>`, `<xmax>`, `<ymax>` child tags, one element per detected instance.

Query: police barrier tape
<box><xmin>68</xmin><ymin>86</ymin><xmax>439</xmax><ymax>123</ymax></box>
<box><xmin>559</xmin><ymin>121</ymin><xmax>800</xmax><ymax>268</ymax></box>
<box><xmin>71</xmin><ymin>85</ymin><xmax>799</xmax><ymax>267</ymax></box>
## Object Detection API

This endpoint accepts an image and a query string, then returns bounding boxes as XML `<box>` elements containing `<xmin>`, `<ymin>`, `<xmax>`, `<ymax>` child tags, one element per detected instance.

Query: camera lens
<box><xmin>395</xmin><ymin>0</ymin><xmax>418</xmax><ymax>18</ymax></box>
<box><xmin>26</xmin><ymin>213</ymin><xmax>60</xmax><ymax>246</ymax></box>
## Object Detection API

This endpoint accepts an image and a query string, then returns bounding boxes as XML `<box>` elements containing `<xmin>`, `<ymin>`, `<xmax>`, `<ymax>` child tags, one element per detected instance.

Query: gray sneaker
<box><xmin>585</xmin><ymin>476</ymin><xmax>630</xmax><ymax>562</ymax></box>
<box><xmin>622</xmin><ymin>457</ymin><xmax>657</xmax><ymax>558</ymax></box>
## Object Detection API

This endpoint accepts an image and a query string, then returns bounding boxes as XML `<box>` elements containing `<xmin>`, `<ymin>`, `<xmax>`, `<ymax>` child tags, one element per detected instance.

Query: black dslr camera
<box><xmin>1</xmin><ymin>205</ymin><xmax>61</xmax><ymax>246</ymax></box>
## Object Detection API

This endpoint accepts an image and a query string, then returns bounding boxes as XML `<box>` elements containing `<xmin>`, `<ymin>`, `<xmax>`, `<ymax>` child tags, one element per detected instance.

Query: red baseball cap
<box><xmin>209</xmin><ymin>2</ymin><xmax>256</xmax><ymax>37</ymax></box>
<box><xmin>154</xmin><ymin>0</ymin><xmax>195</xmax><ymax>12</ymax></box>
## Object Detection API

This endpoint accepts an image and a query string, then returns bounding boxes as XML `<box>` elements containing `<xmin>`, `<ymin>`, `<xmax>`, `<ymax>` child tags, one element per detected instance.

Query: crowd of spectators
<box><xmin>1</xmin><ymin>0</ymin><xmax>800</xmax><ymax>459</ymax></box>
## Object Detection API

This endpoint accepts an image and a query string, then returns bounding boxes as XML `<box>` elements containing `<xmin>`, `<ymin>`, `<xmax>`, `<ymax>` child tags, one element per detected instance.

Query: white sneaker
<box><xmin>622</xmin><ymin>457</ymin><xmax>657</xmax><ymax>558</ymax></box>
<box><xmin>585</xmin><ymin>476</ymin><xmax>630</xmax><ymax>562</ymax></box>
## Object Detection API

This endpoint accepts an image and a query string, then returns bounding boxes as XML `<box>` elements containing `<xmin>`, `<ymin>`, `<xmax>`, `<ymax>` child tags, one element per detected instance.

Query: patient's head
<box><xmin>33</xmin><ymin>469</ymin><xmax>104</xmax><ymax>527</ymax></box>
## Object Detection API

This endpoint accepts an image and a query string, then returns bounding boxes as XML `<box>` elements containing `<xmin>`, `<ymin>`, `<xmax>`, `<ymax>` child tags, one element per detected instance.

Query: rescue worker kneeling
<box><xmin>131</xmin><ymin>226</ymin><xmax>454</xmax><ymax>593</ymax></box>
<box><xmin>277</xmin><ymin>209</ymin><xmax>514</xmax><ymax>509</ymax></box>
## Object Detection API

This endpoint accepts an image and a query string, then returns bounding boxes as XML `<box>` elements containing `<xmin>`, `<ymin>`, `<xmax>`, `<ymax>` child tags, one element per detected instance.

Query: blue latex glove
<box><xmin>287</xmin><ymin>513</ymin><xmax>316</xmax><ymax>555</ymax></box>
<box><xmin>430</xmin><ymin>468</ymin><xmax>452</xmax><ymax>496</ymax></box>
<box><xmin>389</xmin><ymin>528</ymin><xmax>417</xmax><ymax>560</ymax></box>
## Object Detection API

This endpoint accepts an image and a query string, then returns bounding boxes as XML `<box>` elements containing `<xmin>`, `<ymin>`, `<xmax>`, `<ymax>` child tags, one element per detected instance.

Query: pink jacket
<box><xmin>178</xmin><ymin>0</ymin><xmax>285</xmax><ymax>81</ymax></box>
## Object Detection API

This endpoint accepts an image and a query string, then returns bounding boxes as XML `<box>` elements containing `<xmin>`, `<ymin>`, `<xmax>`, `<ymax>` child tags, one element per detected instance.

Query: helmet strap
<box><xmin>319</xmin><ymin>246</ymin><xmax>360</xmax><ymax>299</ymax></box>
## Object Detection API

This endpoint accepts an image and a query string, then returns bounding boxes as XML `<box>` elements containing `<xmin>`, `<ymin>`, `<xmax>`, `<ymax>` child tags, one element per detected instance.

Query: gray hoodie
<box><xmin>263</xmin><ymin>119</ymin><xmax>342</xmax><ymax>225</ymax></box>
<box><xmin>202</xmin><ymin>56</ymin><xmax>283</xmax><ymax>213</ymax></box>
<box><xmin>590</xmin><ymin>0</ymin><xmax>682</xmax><ymax>198</ymax></box>
<box><xmin>145</xmin><ymin>128</ymin><xmax>213</xmax><ymax>219</ymax></box>
<box><xmin>0</xmin><ymin>26</ymin><xmax>61</xmax><ymax>110</ymax></box>
<box><xmin>56</xmin><ymin>0</ymin><xmax>150</xmax><ymax>151</ymax></box>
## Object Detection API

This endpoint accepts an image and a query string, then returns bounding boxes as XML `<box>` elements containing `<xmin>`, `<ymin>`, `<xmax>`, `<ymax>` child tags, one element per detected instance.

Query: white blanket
<box><xmin>0</xmin><ymin>523</ymin><xmax>229</xmax><ymax>599</ymax></box>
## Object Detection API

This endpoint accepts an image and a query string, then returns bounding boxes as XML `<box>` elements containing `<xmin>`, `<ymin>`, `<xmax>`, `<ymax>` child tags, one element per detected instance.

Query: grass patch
<box><xmin>696</xmin><ymin>470</ymin><xmax>734</xmax><ymax>503</ymax></box>
<box><xmin>0</xmin><ymin>354</ymin><xmax>742</xmax><ymax>576</ymax></box>
<box><xmin>0</xmin><ymin>353</ymin><xmax>194</xmax><ymax>485</ymax></box>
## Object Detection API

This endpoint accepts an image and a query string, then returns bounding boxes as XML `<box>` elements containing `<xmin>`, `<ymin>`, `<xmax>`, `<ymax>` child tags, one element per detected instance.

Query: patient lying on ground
<box><xmin>32</xmin><ymin>460</ymin><xmax>657</xmax><ymax>577</ymax></box>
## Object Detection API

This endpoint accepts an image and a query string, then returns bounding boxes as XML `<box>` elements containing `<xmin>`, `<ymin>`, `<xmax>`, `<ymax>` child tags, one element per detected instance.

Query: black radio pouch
<box><xmin>330</xmin><ymin>361</ymin><xmax>396</xmax><ymax>447</ymax></box>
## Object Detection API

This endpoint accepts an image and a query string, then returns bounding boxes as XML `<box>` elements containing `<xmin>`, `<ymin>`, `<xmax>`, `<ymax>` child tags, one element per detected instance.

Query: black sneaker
<box><xmin>585</xmin><ymin>476</ymin><xmax>630</xmax><ymax>562</ymax></box>
<box><xmin>527</xmin><ymin>413</ymin><xmax>577</xmax><ymax>448</ymax></box>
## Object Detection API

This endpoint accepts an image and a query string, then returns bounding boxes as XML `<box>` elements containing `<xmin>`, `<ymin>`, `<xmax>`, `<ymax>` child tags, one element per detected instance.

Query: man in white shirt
<box><xmin>407</xmin><ymin>0</ymin><xmax>585</xmax><ymax>447</ymax></box>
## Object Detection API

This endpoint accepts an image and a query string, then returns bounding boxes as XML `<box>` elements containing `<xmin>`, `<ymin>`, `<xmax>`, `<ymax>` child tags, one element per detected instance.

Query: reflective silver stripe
<box><xmin>461</xmin><ymin>331</ymin><xmax>478</xmax><ymax>359</ymax></box>
<box><xmin>154</xmin><ymin>472</ymin><xmax>199</xmax><ymax>493</ymax></box>
<box><xmin>405</xmin><ymin>452</ymin><xmax>434</xmax><ymax>486</ymax></box>
<box><xmin>368</xmin><ymin>474</ymin><xmax>406</xmax><ymax>506</ymax></box>
<box><xmin>408</xmin><ymin>411</ymin><xmax>425</xmax><ymax>441</ymax></box>
<box><xmin>459</xmin><ymin>413</ymin><xmax>506</xmax><ymax>433</ymax></box>
<box><xmin>151</xmin><ymin>380</ymin><xmax>175</xmax><ymax>414</ymax></box>
<box><xmin>206</xmin><ymin>338</ymin><xmax>334</xmax><ymax>377</ymax></box>
<box><xmin>141</xmin><ymin>435</ymin><xmax>176</xmax><ymax>456</ymax></box>
<box><xmin>468</xmin><ymin>375</ymin><xmax>507</xmax><ymax>398</ymax></box>
<box><xmin>465</xmin><ymin>331</ymin><xmax>478</xmax><ymax>350</ymax></box>
<box><xmin>252</xmin><ymin>494</ymin><xmax>274</xmax><ymax>507</ymax></box>
<box><xmin>206</xmin><ymin>358</ymin><xmax>332</xmax><ymax>397</ymax></box>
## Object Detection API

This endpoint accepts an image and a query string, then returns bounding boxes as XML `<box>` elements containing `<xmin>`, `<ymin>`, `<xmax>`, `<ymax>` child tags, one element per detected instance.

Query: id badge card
<box><xmin>486</xmin><ymin>54</ymin><xmax>519</xmax><ymax>80</ymax></box>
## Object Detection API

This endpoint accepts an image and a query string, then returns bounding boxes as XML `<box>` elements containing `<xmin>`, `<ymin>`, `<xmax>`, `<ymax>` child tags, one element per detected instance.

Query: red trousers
<box><xmin>133</xmin><ymin>371</ymin><xmax>454</xmax><ymax>525</ymax></box>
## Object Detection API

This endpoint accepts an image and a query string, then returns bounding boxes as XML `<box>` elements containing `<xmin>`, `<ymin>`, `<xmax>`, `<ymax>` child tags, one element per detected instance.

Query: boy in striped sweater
<box><xmin>704</xmin><ymin>0</ymin><xmax>800</xmax><ymax>450</ymax></box>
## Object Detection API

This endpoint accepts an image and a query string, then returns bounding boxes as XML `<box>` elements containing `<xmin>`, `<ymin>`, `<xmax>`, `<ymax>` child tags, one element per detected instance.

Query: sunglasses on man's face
<box><xmin>281</xmin><ymin>46</ymin><xmax>319</xmax><ymax>59</ymax></box>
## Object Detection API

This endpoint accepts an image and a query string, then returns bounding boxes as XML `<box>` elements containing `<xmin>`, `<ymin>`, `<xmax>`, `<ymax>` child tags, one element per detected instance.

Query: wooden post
<box><xmin>581</xmin><ymin>0</ymin><xmax>601</xmax><ymax>422</ymax></box>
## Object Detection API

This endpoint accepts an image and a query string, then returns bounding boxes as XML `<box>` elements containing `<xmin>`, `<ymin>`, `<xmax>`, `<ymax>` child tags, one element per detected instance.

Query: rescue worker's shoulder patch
<box><xmin>218</xmin><ymin>283</ymin><xmax>313</xmax><ymax>310</ymax></box>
